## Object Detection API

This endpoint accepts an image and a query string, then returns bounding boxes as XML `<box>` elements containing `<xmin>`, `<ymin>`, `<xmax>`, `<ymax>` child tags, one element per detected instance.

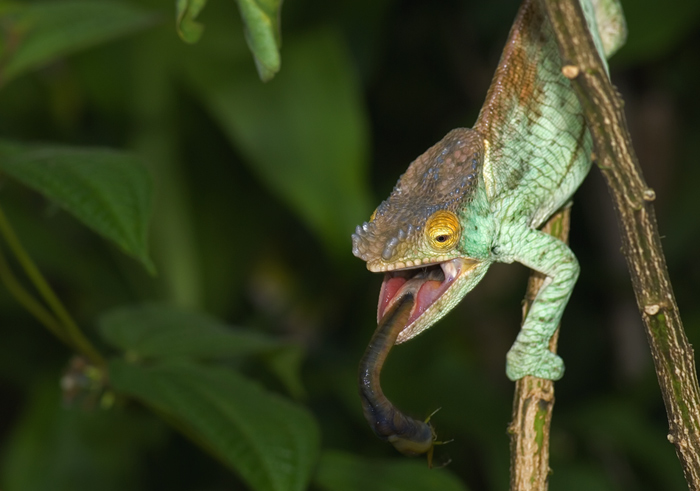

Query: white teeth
<box><xmin>369</xmin><ymin>257</ymin><xmax>464</xmax><ymax>273</ymax></box>
<box><xmin>441</xmin><ymin>260</ymin><xmax>458</xmax><ymax>281</ymax></box>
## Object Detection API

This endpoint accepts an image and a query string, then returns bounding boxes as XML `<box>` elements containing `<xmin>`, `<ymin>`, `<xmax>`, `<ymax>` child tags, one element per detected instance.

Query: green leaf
<box><xmin>0</xmin><ymin>141</ymin><xmax>155</xmax><ymax>273</ymax></box>
<box><xmin>109</xmin><ymin>359</ymin><xmax>320</xmax><ymax>491</ymax></box>
<box><xmin>314</xmin><ymin>450</ymin><xmax>469</xmax><ymax>491</ymax></box>
<box><xmin>262</xmin><ymin>344</ymin><xmax>307</xmax><ymax>400</ymax></box>
<box><xmin>0</xmin><ymin>0</ymin><xmax>158</xmax><ymax>85</ymax></box>
<box><xmin>184</xmin><ymin>27</ymin><xmax>373</xmax><ymax>255</ymax></box>
<box><xmin>235</xmin><ymin>0</ymin><xmax>282</xmax><ymax>81</ymax></box>
<box><xmin>99</xmin><ymin>304</ymin><xmax>307</xmax><ymax>399</ymax></box>
<box><xmin>98</xmin><ymin>304</ymin><xmax>284</xmax><ymax>360</ymax></box>
<box><xmin>175</xmin><ymin>0</ymin><xmax>207</xmax><ymax>44</ymax></box>
<box><xmin>1</xmin><ymin>381</ymin><xmax>165</xmax><ymax>491</ymax></box>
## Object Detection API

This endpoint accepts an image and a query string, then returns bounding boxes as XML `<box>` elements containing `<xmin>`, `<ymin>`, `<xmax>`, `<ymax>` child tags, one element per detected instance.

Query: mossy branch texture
<box><xmin>541</xmin><ymin>0</ymin><xmax>700</xmax><ymax>488</ymax></box>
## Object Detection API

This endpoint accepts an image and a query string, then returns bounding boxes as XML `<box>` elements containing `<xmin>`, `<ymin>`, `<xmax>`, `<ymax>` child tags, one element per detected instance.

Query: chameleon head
<box><xmin>352</xmin><ymin>128</ymin><xmax>491</xmax><ymax>342</ymax></box>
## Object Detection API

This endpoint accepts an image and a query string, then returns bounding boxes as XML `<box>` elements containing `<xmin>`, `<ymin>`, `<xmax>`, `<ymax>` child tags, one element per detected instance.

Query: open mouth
<box><xmin>377</xmin><ymin>258</ymin><xmax>471</xmax><ymax>339</ymax></box>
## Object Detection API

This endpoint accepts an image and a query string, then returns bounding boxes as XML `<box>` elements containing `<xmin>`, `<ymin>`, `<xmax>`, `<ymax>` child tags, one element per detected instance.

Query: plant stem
<box><xmin>541</xmin><ymin>0</ymin><xmax>700</xmax><ymax>487</ymax></box>
<box><xmin>0</xmin><ymin>204</ymin><xmax>105</xmax><ymax>367</ymax></box>
<box><xmin>0</xmin><ymin>245</ymin><xmax>69</xmax><ymax>344</ymax></box>
<box><xmin>509</xmin><ymin>206</ymin><xmax>569</xmax><ymax>490</ymax></box>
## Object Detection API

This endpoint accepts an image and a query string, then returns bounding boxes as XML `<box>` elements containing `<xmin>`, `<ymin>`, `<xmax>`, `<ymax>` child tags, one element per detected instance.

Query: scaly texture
<box><xmin>352</xmin><ymin>0</ymin><xmax>625</xmax><ymax>382</ymax></box>
<box><xmin>543</xmin><ymin>0</ymin><xmax>700</xmax><ymax>488</ymax></box>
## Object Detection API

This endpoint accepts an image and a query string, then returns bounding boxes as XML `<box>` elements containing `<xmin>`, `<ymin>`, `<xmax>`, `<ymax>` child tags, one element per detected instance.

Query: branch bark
<box><xmin>509</xmin><ymin>206</ymin><xmax>569</xmax><ymax>491</ymax></box>
<box><xmin>540</xmin><ymin>0</ymin><xmax>700</xmax><ymax>488</ymax></box>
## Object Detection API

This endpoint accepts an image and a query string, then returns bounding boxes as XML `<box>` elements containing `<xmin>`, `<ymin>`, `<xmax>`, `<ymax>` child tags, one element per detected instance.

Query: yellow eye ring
<box><xmin>425</xmin><ymin>210</ymin><xmax>460</xmax><ymax>251</ymax></box>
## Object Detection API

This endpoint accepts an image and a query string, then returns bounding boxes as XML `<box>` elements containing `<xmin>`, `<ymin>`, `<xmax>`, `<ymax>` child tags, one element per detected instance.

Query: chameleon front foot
<box><xmin>505</xmin><ymin>346</ymin><xmax>564</xmax><ymax>381</ymax></box>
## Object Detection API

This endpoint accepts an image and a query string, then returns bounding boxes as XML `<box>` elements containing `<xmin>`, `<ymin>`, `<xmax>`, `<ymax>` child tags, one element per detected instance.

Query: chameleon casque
<box><xmin>352</xmin><ymin>0</ymin><xmax>626</xmax><ymax>460</ymax></box>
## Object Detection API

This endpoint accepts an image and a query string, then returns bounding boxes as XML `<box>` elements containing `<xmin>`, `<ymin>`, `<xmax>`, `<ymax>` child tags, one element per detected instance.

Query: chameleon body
<box><xmin>352</xmin><ymin>0</ymin><xmax>625</xmax><ymax>456</ymax></box>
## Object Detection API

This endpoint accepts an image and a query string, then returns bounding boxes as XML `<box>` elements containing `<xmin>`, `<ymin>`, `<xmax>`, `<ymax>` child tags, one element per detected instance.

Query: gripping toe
<box><xmin>506</xmin><ymin>348</ymin><xmax>564</xmax><ymax>381</ymax></box>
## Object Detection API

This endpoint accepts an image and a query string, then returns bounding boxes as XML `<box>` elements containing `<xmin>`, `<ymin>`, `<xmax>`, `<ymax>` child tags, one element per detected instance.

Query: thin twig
<box><xmin>509</xmin><ymin>206</ymin><xmax>570</xmax><ymax>490</ymax></box>
<box><xmin>541</xmin><ymin>0</ymin><xmax>700</xmax><ymax>488</ymax></box>
<box><xmin>0</xmin><ymin>204</ymin><xmax>105</xmax><ymax>367</ymax></box>
<box><xmin>0</xmin><ymin>244</ymin><xmax>70</xmax><ymax>344</ymax></box>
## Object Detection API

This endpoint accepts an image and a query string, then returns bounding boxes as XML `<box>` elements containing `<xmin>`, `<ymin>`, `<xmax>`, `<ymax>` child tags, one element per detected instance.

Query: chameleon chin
<box><xmin>352</xmin><ymin>0</ymin><xmax>626</xmax><ymax>464</ymax></box>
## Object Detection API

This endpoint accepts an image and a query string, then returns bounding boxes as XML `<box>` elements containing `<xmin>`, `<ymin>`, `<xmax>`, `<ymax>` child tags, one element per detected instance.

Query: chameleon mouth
<box><xmin>377</xmin><ymin>258</ymin><xmax>474</xmax><ymax>337</ymax></box>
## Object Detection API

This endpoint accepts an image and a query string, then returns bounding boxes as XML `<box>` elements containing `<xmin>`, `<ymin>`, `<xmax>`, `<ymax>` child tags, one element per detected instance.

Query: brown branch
<box><xmin>509</xmin><ymin>206</ymin><xmax>570</xmax><ymax>490</ymax></box>
<box><xmin>541</xmin><ymin>0</ymin><xmax>700</xmax><ymax>488</ymax></box>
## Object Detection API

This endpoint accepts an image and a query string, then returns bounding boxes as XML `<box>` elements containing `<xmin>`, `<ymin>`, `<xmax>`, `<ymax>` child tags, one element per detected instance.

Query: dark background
<box><xmin>0</xmin><ymin>0</ymin><xmax>699</xmax><ymax>489</ymax></box>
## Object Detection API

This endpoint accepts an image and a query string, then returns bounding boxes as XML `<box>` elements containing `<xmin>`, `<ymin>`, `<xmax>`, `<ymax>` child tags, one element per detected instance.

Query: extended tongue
<box><xmin>377</xmin><ymin>274</ymin><xmax>444</xmax><ymax>333</ymax></box>
<box><xmin>376</xmin><ymin>259</ymin><xmax>466</xmax><ymax>337</ymax></box>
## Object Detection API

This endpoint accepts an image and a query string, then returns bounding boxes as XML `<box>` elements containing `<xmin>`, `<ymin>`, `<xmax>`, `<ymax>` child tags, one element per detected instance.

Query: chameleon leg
<box><xmin>499</xmin><ymin>224</ymin><xmax>580</xmax><ymax>381</ymax></box>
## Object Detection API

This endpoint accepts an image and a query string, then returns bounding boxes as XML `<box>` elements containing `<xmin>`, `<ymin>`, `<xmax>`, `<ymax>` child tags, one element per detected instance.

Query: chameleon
<box><xmin>352</xmin><ymin>0</ymin><xmax>626</xmax><ymax>458</ymax></box>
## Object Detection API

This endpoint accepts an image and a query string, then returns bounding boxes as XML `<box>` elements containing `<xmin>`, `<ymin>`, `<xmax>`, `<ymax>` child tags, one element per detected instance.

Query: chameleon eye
<box><xmin>425</xmin><ymin>210</ymin><xmax>460</xmax><ymax>251</ymax></box>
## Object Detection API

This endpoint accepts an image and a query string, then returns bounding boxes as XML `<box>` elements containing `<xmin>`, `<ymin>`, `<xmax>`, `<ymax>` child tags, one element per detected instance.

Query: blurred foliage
<box><xmin>0</xmin><ymin>141</ymin><xmax>154</xmax><ymax>271</ymax></box>
<box><xmin>0</xmin><ymin>0</ymin><xmax>698</xmax><ymax>490</ymax></box>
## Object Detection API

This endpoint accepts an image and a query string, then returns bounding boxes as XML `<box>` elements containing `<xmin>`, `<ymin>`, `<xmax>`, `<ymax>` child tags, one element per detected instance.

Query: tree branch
<box><xmin>509</xmin><ymin>206</ymin><xmax>569</xmax><ymax>490</ymax></box>
<box><xmin>541</xmin><ymin>0</ymin><xmax>700</xmax><ymax>488</ymax></box>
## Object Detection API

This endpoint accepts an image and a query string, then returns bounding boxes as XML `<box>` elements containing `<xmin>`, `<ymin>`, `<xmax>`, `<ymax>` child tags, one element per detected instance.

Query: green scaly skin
<box><xmin>352</xmin><ymin>0</ymin><xmax>626</xmax><ymax>381</ymax></box>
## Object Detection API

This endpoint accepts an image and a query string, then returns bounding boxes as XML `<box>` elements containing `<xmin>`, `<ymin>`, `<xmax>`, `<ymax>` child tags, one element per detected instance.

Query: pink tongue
<box><xmin>378</xmin><ymin>274</ymin><xmax>446</xmax><ymax>328</ymax></box>
<box><xmin>414</xmin><ymin>280</ymin><xmax>443</xmax><ymax>319</ymax></box>
<box><xmin>377</xmin><ymin>276</ymin><xmax>407</xmax><ymax>323</ymax></box>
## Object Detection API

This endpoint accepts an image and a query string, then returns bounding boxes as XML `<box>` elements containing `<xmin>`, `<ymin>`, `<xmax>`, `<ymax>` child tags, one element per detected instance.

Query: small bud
<box><xmin>562</xmin><ymin>65</ymin><xmax>580</xmax><ymax>79</ymax></box>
